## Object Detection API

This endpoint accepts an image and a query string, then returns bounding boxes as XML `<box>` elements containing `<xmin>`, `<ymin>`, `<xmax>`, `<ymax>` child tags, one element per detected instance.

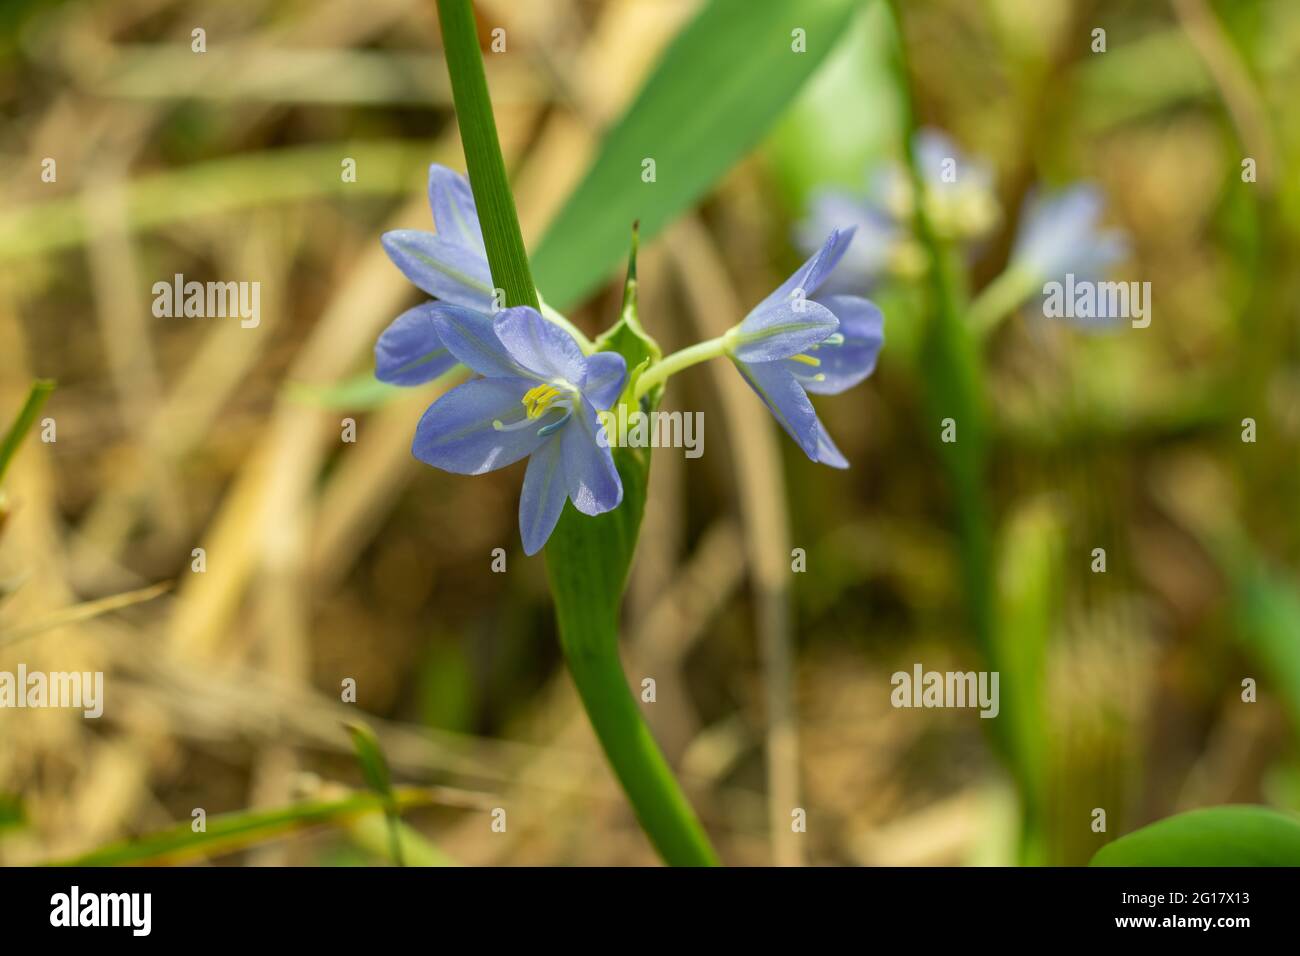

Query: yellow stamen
<box><xmin>789</xmin><ymin>353</ymin><xmax>822</xmax><ymax>367</ymax></box>
<box><xmin>522</xmin><ymin>383</ymin><xmax>562</xmax><ymax>419</ymax></box>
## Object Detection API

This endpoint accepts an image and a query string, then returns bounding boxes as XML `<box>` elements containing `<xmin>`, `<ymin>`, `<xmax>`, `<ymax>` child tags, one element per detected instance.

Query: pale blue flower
<box><xmin>1012</xmin><ymin>185</ymin><xmax>1131</xmax><ymax>328</ymax></box>
<box><xmin>1011</xmin><ymin>184</ymin><xmax>1129</xmax><ymax>282</ymax></box>
<box><xmin>415</xmin><ymin>306</ymin><xmax>626</xmax><ymax>555</ymax></box>
<box><xmin>796</xmin><ymin>129</ymin><xmax>999</xmax><ymax>289</ymax></box>
<box><xmin>726</xmin><ymin>229</ymin><xmax>884</xmax><ymax>468</ymax></box>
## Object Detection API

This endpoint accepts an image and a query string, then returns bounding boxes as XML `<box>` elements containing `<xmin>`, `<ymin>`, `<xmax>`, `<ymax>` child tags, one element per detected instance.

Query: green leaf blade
<box><xmin>1091</xmin><ymin>806</ymin><xmax>1300</xmax><ymax>867</ymax></box>
<box><xmin>435</xmin><ymin>0</ymin><xmax>538</xmax><ymax>310</ymax></box>
<box><xmin>531</xmin><ymin>0</ymin><xmax>862</xmax><ymax>310</ymax></box>
<box><xmin>0</xmin><ymin>379</ymin><xmax>54</xmax><ymax>488</ymax></box>
<box><xmin>344</xmin><ymin>721</ymin><xmax>406</xmax><ymax>865</ymax></box>
<box><xmin>45</xmin><ymin>790</ymin><xmax>439</xmax><ymax>867</ymax></box>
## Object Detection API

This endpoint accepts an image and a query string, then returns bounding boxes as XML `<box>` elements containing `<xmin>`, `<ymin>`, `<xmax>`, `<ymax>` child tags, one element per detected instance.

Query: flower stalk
<box><xmin>433</xmin><ymin>0</ymin><xmax>716</xmax><ymax>865</ymax></box>
<box><xmin>967</xmin><ymin>264</ymin><xmax>1038</xmax><ymax>339</ymax></box>
<box><xmin>633</xmin><ymin>337</ymin><xmax>730</xmax><ymax>401</ymax></box>
<box><xmin>887</xmin><ymin>0</ymin><xmax>1039</xmax><ymax>860</ymax></box>
<box><xmin>886</xmin><ymin>0</ymin><xmax>997</xmax><ymax>687</ymax></box>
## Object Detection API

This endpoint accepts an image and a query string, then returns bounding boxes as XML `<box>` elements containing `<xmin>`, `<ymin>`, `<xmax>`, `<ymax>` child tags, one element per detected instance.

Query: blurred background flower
<box><xmin>796</xmin><ymin>129</ymin><xmax>1001</xmax><ymax>288</ymax></box>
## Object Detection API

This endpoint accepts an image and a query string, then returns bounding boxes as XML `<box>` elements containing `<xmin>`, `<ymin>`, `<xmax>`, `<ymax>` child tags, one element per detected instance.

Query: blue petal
<box><xmin>431</xmin><ymin>304</ymin><xmax>530</xmax><ymax>380</ymax></box>
<box><xmin>814</xmin><ymin>424</ymin><xmax>849</xmax><ymax>470</ymax></box>
<box><xmin>561</xmin><ymin>397</ymin><xmax>623</xmax><ymax>516</ymax></box>
<box><xmin>732</xmin><ymin>298</ymin><xmax>838</xmax><ymax>363</ymax></box>
<box><xmin>375</xmin><ymin>303</ymin><xmax>458</xmax><ymax>386</ymax></box>
<box><xmin>733</xmin><ymin>358</ymin><xmax>849</xmax><ymax>467</ymax></box>
<box><xmin>582</xmin><ymin>352</ymin><xmax>628</xmax><ymax>409</ymax></box>
<box><xmin>381</xmin><ymin>229</ymin><xmax>495</xmax><ymax>312</ymax></box>
<box><xmin>792</xmin><ymin>295</ymin><xmax>884</xmax><ymax>395</ymax></box>
<box><xmin>412</xmin><ymin>377</ymin><xmax>545</xmax><ymax>475</ymax></box>
<box><xmin>518</xmin><ymin>435</ymin><xmax>568</xmax><ymax>556</ymax></box>
<box><xmin>493</xmin><ymin>307</ymin><xmax>587</xmax><ymax>384</ymax></box>
<box><xmin>428</xmin><ymin>165</ymin><xmax>486</xmax><ymax>255</ymax></box>
<box><xmin>761</xmin><ymin>227</ymin><xmax>855</xmax><ymax>310</ymax></box>
<box><xmin>731</xmin><ymin>358</ymin><xmax>821</xmax><ymax>461</ymax></box>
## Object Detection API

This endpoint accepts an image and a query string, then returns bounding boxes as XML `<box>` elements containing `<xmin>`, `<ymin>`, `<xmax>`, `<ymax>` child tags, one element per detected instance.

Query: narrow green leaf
<box><xmin>435</xmin><ymin>0</ymin><xmax>538</xmax><ymax>310</ymax></box>
<box><xmin>0</xmin><ymin>379</ymin><xmax>54</xmax><ymax>487</ymax></box>
<box><xmin>1091</xmin><ymin>806</ymin><xmax>1300</xmax><ymax>867</ymax></box>
<box><xmin>344</xmin><ymin>721</ymin><xmax>404</xmax><ymax>866</ymax></box>
<box><xmin>531</xmin><ymin>0</ymin><xmax>864</xmax><ymax>309</ymax></box>
<box><xmin>45</xmin><ymin>789</ymin><xmax>441</xmax><ymax>866</ymax></box>
<box><xmin>344</xmin><ymin>722</ymin><xmax>396</xmax><ymax>801</ymax></box>
<box><xmin>344</xmin><ymin>813</ymin><xmax>459</xmax><ymax>867</ymax></box>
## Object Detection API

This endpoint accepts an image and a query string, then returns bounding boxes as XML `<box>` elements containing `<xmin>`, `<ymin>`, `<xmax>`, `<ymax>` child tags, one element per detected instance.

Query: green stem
<box><xmin>545</xmin><ymin>442</ymin><xmax>718</xmax><ymax>865</ymax></box>
<box><xmin>435</xmin><ymin>0</ymin><xmax>715</xmax><ymax>866</ymax></box>
<box><xmin>885</xmin><ymin>1</ymin><xmax>1001</xmax><ymax>733</ymax></box>
<box><xmin>435</xmin><ymin>0</ymin><xmax>538</xmax><ymax>311</ymax></box>
<box><xmin>633</xmin><ymin>336</ymin><xmax>729</xmax><ymax>401</ymax></box>
<box><xmin>968</xmin><ymin>264</ymin><xmax>1039</xmax><ymax>340</ymax></box>
<box><xmin>0</xmin><ymin>379</ymin><xmax>55</xmax><ymax>487</ymax></box>
<box><xmin>889</xmin><ymin>0</ymin><xmax>1039</xmax><ymax>858</ymax></box>
<box><xmin>557</xmin><ymin>609</ymin><xmax>719</xmax><ymax>866</ymax></box>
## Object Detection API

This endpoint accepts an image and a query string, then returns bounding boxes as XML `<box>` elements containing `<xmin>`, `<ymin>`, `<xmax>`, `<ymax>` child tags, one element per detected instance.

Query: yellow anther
<box><xmin>788</xmin><ymin>353</ymin><xmax>822</xmax><ymax>367</ymax></box>
<box><xmin>522</xmin><ymin>383</ymin><xmax>562</xmax><ymax>419</ymax></box>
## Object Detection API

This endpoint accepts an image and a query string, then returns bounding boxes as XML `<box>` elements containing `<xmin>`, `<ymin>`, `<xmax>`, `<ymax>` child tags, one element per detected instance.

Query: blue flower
<box><xmin>1011</xmin><ymin>184</ymin><xmax>1129</xmax><ymax>282</ymax></box>
<box><xmin>1011</xmin><ymin>184</ymin><xmax>1131</xmax><ymax>329</ymax></box>
<box><xmin>414</xmin><ymin>305</ymin><xmax>627</xmax><ymax>555</ymax></box>
<box><xmin>796</xmin><ymin>129</ymin><xmax>999</xmax><ymax>289</ymax></box>
<box><xmin>725</xmin><ymin>228</ymin><xmax>884</xmax><ymax>469</ymax></box>
<box><xmin>374</xmin><ymin>165</ymin><xmax>495</xmax><ymax>386</ymax></box>
<box><xmin>876</xmin><ymin>129</ymin><xmax>999</xmax><ymax>239</ymax></box>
